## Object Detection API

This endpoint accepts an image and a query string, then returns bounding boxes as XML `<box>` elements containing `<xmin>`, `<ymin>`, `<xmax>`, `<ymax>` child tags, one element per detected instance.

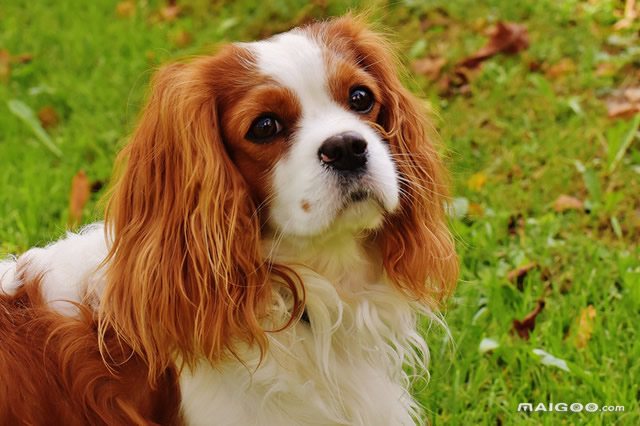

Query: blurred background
<box><xmin>1</xmin><ymin>0</ymin><xmax>638</xmax><ymax>424</ymax></box>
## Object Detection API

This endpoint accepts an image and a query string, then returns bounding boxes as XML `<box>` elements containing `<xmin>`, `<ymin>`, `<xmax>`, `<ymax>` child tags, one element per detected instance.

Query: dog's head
<box><xmin>101</xmin><ymin>16</ymin><xmax>458</xmax><ymax>378</ymax></box>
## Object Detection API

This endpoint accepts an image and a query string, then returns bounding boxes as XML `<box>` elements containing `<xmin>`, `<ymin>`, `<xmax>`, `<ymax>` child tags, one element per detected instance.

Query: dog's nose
<box><xmin>318</xmin><ymin>132</ymin><xmax>368</xmax><ymax>173</ymax></box>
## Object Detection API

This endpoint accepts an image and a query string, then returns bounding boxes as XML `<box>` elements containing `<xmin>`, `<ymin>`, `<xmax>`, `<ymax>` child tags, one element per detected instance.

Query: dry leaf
<box><xmin>608</xmin><ymin>100</ymin><xmax>639</xmax><ymax>119</ymax></box>
<box><xmin>607</xmin><ymin>87</ymin><xmax>640</xmax><ymax>118</ymax></box>
<box><xmin>595</xmin><ymin>62</ymin><xmax>616</xmax><ymax>77</ymax></box>
<box><xmin>467</xmin><ymin>172</ymin><xmax>487</xmax><ymax>190</ymax></box>
<box><xmin>169</xmin><ymin>30</ymin><xmax>192</xmax><ymax>48</ymax></box>
<box><xmin>574</xmin><ymin>305</ymin><xmax>596</xmax><ymax>349</ymax></box>
<box><xmin>613</xmin><ymin>0</ymin><xmax>637</xmax><ymax>29</ymax></box>
<box><xmin>12</xmin><ymin>53</ymin><xmax>34</xmax><ymax>64</ymax></box>
<box><xmin>0</xmin><ymin>49</ymin><xmax>10</xmax><ymax>84</ymax></box>
<box><xmin>468</xmin><ymin>202</ymin><xmax>484</xmax><ymax>216</ymax></box>
<box><xmin>69</xmin><ymin>170</ymin><xmax>90</xmax><ymax>229</ymax></box>
<box><xmin>37</xmin><ymin>106</ymin><xmax>60</xmax><ymax>129</ymax></box>
<box><xmin>161</xmin><ymin>5</ymin><xmax>181</xmax><ymax>22</ymax></box>
<box><xmin>412</xmin><ymin>57</ymin><xmax>446</xmax><ymax>81</ymax></box>
<box><xmin>512</xmin><ymin>300</ymin><xmax>545</xmax><ymax>340</ymax></box>
<box><xmin>544</xmin><ymin>58</ymin><xmax>576</xmax><ymax>78</ymax></box>
<box><xmin>116</xmin><ymin>1</ymin><xmax>136</xmax><ymax>18</ymax></box>
<box><xmin>458</xmin><ymin>22</ymin><xmax>529</xmax><ymax>69</ymax></box>
<box><xmin>507</xmin><ymin>262</ymin><xmax>539</xmax><ymax>289</ymax></box>
<box><xmin>554</xmin><ymin>194</ymin><xmax>584</xmax><ymax>212</ymax></box>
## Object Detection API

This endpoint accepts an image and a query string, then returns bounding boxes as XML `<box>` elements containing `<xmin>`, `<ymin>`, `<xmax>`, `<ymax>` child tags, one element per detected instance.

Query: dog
<box><xmin>0</xmin><ymin>15</ymin><xmax>458</xmax><ymax>425</ymax></box>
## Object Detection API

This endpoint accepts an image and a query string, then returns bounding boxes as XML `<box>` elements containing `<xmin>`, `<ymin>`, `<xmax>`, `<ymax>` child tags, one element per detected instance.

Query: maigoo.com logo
<box><xmin>518</xmin><ymin>402</ymin><xmax>625</xmax><ymax>413</ymax></box>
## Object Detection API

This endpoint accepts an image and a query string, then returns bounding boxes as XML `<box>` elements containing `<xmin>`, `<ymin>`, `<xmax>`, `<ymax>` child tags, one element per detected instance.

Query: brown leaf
<box><xmin>90</xmin><ymin>180</ymin><xmax>105</xmax><ymax>193</ymax></box>
<box><xmin>607</xmin><ymin>100</ymin><xmax>639</xmax><ymax>119</ymax></box>
<box><xmin>12</xmin><ymin>53</ymin><xmax>34</xmax><ymax>64</ymax></box>
<box><xmin>116</xmin><ymin>1</ymin><xmax>136</xmax><ymax>18</ymax></box>
<box><xmin>37</xmin><ymin>106</ymin><xmax>60</xmax><ymax>129</ymax></box>
<box><xmin>458</xmin><ymin>22</ymin><xmax>529</xmax><ymax>69</ymax></box>
<box><xmin>0</xmin><ymin>49</ymin><xmax>10</xmax><ymax>84</ymax></box>
<box><xmin>544</xmin><ymin>58</ymin><xmax>576</xmax><ymax>78</ymax></box>
<box><xmin>468</xmin><ymin>202</ymin><xmax>484</xmax><ymax>217</ymax></box>
<box><xmin>69</xmin><ymin>170</ymin><xmax>90</xmax><ymax>229</ymax></box>
<box><xmin>574</xmin><ymin>305</ymin><xmax>596</xmax><ymax>349</ymax></box>
<box><xmin>169</xmin><ymin>30</ymin><xmax>192</xmax><ymax>48</ymax></box>
<box><xmin>554</xmin><ymin>194</ymin><xmax>584</xmax><ymax>212</ymax></box>
<box><xmin>507</xmin><ymin>262</ymin><xmax>539</xmax><ymax>290</ymax></box>
<box><xmin>412</xmin><ymin>57</ymin><xmax>446</xmax><ymax>81</ymax></box>
<box><xmin>613</xmin><ymin>0</ymin><xmax>637</xmax><ymax>29</ymax></box>
<box><xmin>161</xmin><ymin>5</ymin><xmax>181</xmax><ymax>22</ymax></box>
<box><xmin>512</xmin><ymin>300</ymin><xmax>545</xmax><ymax>340</ymax></box>
<box><xmin>607</xmin><ymin>86</ymin><xmax>640</xmax><ymax>118</ymax></box>
<box><xmin>595</xmin><ymin>62</ymin><xmax>616</xmax><ymax>77</ymax></box>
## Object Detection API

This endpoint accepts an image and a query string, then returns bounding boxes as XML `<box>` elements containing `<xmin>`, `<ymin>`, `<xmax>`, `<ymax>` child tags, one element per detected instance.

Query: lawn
<box><xmin>1</xmin><ymin>0</ymin><xmax>638</xmax><ymax>424</ymax></box>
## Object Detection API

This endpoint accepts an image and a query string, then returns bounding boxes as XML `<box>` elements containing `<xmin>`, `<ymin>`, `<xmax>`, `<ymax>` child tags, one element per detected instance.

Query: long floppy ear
<box><xmin>99</xmin><ymin>53</ymin><xmax>274</xmax><ymax>380</ymax></box>
<box><xmin>325</xmin><ymin>17</ymin><xmax>459</xmax><ymax>307</ymax></box>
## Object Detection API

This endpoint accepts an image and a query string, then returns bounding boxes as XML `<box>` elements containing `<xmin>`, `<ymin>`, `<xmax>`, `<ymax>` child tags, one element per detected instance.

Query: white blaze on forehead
<box><xmin>249</xmin><ymin>31</ymin><xmax>333</xmax><ymax>113</ymax></box>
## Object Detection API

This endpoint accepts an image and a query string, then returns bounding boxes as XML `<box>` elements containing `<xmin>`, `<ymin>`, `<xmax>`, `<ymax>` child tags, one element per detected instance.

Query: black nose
<box><xmin>318</xmin><ymin>132</ymin><xmax>368</xmax><ymax>173</ymax></box>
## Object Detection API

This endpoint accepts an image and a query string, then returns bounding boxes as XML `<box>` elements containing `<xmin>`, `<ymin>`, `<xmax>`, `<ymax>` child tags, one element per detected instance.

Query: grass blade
<box><xmin>7</xmin><ymin>99</ymin><xmax>63</xmax><ymax>158</ymax></box>
<box><xmin>609</xmin><ymin>112</ymin><xmax>640</xmax><ymax>174</ymax></box>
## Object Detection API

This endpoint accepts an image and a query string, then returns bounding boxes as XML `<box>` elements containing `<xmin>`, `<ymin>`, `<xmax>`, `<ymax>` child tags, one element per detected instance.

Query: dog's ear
<box><xmin>325</xmin><ymin>16</ymin><xmax>459</xmax><ymax>307</ymax></box>
<box><xmin>100</xmin><ymin>53</ymin><xmax>275</xmax><ymax>379</ymax></box>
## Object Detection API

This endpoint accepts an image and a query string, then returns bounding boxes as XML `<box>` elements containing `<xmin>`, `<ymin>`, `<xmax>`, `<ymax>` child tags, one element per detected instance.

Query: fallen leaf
<box><xmin>161</xmin><ymin>5</ymin><xmax>181</xmax><ymax>22</ymax></box>
<box><xmin>512</xmin><ymin>300</ymin><xmax>545</xmax><ymax>340</ymax></box>
<box><xmin>574</xmin><ymin>305</ymin><xmax>596</xmax><ymax>349</ymax></box>
<box><xmin>12</xmin><ymin>53</ymin><xmax>34</xmax><ymax>64</ymax></box>
<box><xmin>468</xmin><ymin>202</ymin><xmax>484</xmax><ymax>216</ymax></box>
<box><xmin>554</xmin><ymin>194</ymin><xmax>584</xmax><ymax>212</ymax></box>
<box><xmin>478</xmin><ymin>338</ymin><xmax>500</xmax><ymax>354</ymax></box>
<box><xmin>607</xmin><ymin>86</ymin><xmax>640</xmax><ymax>118</ymax></box>
<box><xmin>37</xmin><ymin>106</ymin><xmax>60</xmax><ymax>129</ymax></box>
<box><xmin>412</xmin><ymin>57</ymin><xmax>446</xmax><ymax>81</ymax></box>
<box><xmin>116</xmin><ymin>1</ymin><xmax>136</xmax><ymax>18</ymax></box>
<box><xmin>69</xmin><ymin>170</ymin><xmax>90</xmax><ymax>229</ymax></box>
<box><xmin>507</xmin><ymin>214</ymin><xmax>525</xmax><ymax>236</ymax></box>
<box><xmin>467</xmin><ymin>172</ymin><xmax>487</xmax><ymax>190</ymax></box>
<box><xmin>507</xmin><ymin>262</ymin><xmax>539</xmax><ymax>289</ymax></box>
<box><xmin>544</xmin><ymin>58</ymin><xmax>576</xmax><ymax>78</ymax></box>
<box><xmin>532</xmin><ymin>349</ymin><xmax>570</xmax><ymax>372</ymax></box>
<box><xmin>90</xmin><ymin>180</ymin><xmax>105</xmax><ymax>193</ymax></box>
<box><xmin>0</xmin><ymin>49</ymin><xmax>10</xmax><ymax>83</ymax></box>
<box><xmin>613</xmin><ymin>0</ymin><xmax>637</xmax><ymax>29</ymax></box>
<box><xmin>458</xmin><ymin>22</ymin><xmax>529</xmax><ymax>69</ymax></box>
<box><xmin>169</xmin><ymin>30</ymin><xmax>192</xmax><ymax>48</ymax></box>
<box><xmin>595</xmin><ymin>62</ymin><xmax>616</xmax><ymax>77</ymax></box>
<box><xmin>607</xmin><ymin>100</ymin><xmax>639</xmax><ymax>119</ymax></box>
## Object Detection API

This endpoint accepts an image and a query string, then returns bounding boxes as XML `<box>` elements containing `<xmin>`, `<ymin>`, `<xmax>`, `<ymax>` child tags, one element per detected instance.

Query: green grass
<box><xmin>1</xmin><ymin>0</ymin><xmax>639</xmax><ymax>424</ymax></box>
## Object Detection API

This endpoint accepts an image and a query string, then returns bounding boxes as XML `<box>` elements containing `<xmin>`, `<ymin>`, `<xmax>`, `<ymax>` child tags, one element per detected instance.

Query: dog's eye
<box><xmin>246</xmin><ymin>115</ymin><xmax>283</xmax><ymax>143</ymax></box>
<box><xmin>348</xmin><ymin>87</ymin><xmax>374</xmax><ymax>113</ymax></box>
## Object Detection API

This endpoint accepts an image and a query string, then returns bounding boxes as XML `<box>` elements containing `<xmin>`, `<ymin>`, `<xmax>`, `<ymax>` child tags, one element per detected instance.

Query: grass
<box><xmin>1</xmin><ymin>0</ymin><xmax>639</xmax><ymax>424</ymax></box>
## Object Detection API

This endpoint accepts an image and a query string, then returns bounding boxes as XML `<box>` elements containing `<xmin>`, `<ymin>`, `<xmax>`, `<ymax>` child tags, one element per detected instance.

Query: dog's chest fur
<box><xmin>178</xmin><ymin>235</ymin><xmax>426</xmax><ymax>426</ymax></box>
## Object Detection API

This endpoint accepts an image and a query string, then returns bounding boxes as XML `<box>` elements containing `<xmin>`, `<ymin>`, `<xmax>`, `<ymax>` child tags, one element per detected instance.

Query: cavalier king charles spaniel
<box><xmin>0</xmin><ymin>16</ymin><xmax>457</xmax><ymax>425</ymax></box>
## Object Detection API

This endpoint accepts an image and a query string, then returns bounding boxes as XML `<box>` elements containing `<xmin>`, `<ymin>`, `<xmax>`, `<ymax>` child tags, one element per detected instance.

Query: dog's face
<box><xmin>222</xmin><ymin>30</ymin><xmax>399</xmax><ymax>237</ymax></box>
<box><xmin>103</xmin><ymin>16</ymin><xmax>458</xmax><ymax>375</ymax></box>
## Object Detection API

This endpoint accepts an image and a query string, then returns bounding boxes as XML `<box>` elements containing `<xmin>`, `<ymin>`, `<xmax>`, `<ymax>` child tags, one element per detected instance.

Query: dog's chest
<box><xmin>178</xmin><ymin>273</ymin><xmax>420</xmax><ymax>426</ymax></box>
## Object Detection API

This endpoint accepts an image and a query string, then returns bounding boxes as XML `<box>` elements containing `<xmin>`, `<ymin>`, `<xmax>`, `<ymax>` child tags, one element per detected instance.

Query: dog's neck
<box><xmin>262</xmin><ymin>228</ymin><xmax>384</xmax><ymax>296</ymax></box>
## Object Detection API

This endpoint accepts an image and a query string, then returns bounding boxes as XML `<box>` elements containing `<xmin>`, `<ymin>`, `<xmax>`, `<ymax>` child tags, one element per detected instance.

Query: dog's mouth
<box><xmin>347</xmin><ymin>189</ymin><xmax>370</xmax><ymax>203</ymax></box>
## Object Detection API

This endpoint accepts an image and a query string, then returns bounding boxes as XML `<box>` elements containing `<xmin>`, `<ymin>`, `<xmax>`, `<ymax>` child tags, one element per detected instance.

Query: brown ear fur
<box><xmin>99</xmin><ymin>50</ymin><xmax>290</xmax><ymax>380</ymax></box>
<box><xmin>321</xmin><ymin>17</ymin><xmax>459</xmax><ymax>307</ymax></box>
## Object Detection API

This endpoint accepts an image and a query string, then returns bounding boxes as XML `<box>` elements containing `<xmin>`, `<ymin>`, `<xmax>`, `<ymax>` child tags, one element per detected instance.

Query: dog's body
<box><xmin>0</xmin><ymin>17</ymin><xmax>457</xmax><ymax>425</ymax></box>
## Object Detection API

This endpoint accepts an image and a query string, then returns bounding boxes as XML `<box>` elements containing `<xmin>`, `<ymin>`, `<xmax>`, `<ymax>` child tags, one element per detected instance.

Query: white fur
<box><xmin>249</xmin><ymin>32</ymin><xmax>399</xmax><ymax>237</ymax></box>
<box><xmin>0</xmin><ymin>223</ymin><xmax>107</xmax><ymax>315</ymax></box>
<box><xmin>180</xmin><ymin>234</ymin><xmax>432</xmax><ymax>426</ymax></box>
